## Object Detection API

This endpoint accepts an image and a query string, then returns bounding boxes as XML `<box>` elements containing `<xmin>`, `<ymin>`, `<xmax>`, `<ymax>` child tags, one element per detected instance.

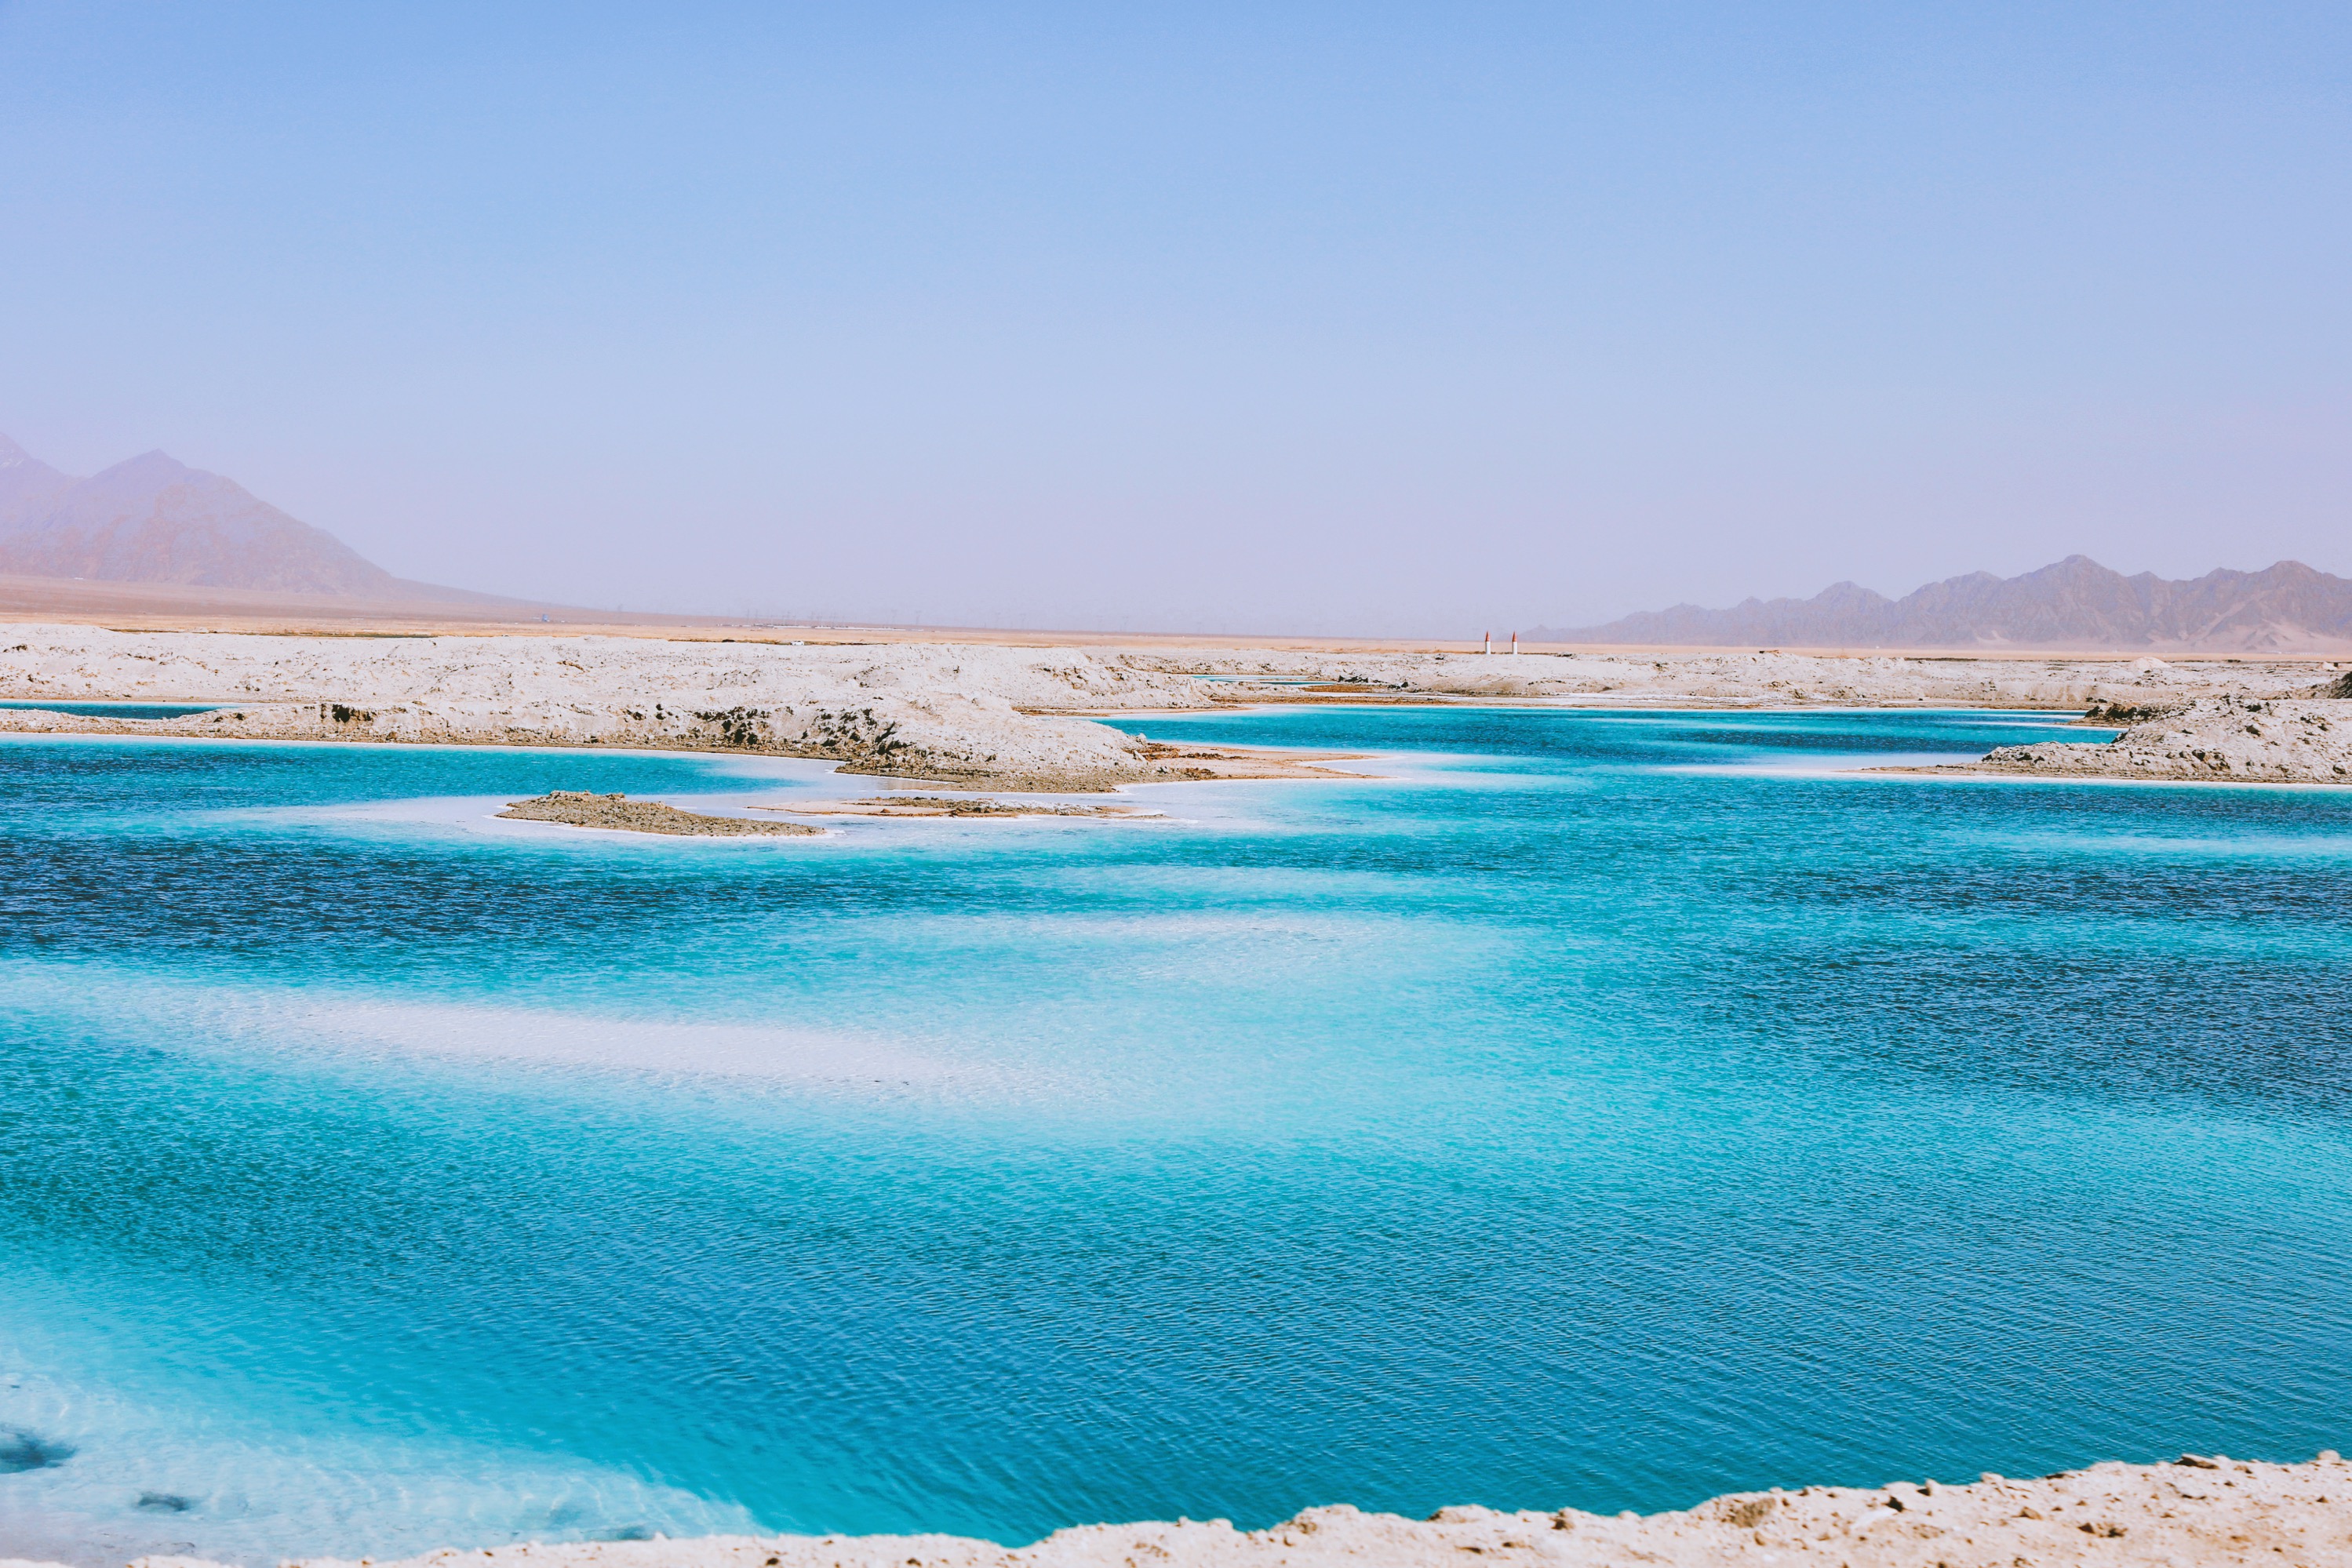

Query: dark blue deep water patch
<box><xmin>1</xmin><ymin>710</ymin><xmax>2347</xmax><ymax>1564</ymax></box>
<box><xmin>0</xmin><ymin>1428</ymin><xmax>75</xmax><ymax>1473</ymax></box>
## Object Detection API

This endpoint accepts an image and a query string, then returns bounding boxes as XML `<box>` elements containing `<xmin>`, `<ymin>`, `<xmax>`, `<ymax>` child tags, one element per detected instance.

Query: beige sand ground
<box><xmin>5</xmin><ymin>1452</ymin><xmax>2342</xmax><ymax>1568</ymax></box>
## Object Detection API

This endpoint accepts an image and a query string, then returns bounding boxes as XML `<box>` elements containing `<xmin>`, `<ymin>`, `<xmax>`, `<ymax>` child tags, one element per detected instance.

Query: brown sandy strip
<box><xmin>496</xmin><ymin>791</ymin><xmax>821</xmax><ymax>837</ymax></box>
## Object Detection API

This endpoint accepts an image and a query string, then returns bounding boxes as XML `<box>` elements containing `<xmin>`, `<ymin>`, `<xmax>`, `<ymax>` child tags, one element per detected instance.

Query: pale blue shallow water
<box><xmin>2</xmin><ymin>708</ymin><xmax>2349</xmax><ymax>1564</ymax></box>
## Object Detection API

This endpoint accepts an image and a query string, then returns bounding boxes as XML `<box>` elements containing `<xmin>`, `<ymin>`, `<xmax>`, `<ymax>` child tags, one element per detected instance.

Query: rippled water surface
<box><xmin>3</xmin><ymin>708</ymin><xmax>2349</xmax><ymax>1564</ymax></box>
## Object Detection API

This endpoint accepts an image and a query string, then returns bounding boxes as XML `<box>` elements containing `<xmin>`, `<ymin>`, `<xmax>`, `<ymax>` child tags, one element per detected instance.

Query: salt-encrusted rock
<box><xmin>0</xmin><ymin>628</ymin><xmax>1211</xmax><ymax>790</ymax></box>
<box><xmin>1977</xmin><ymin>694</ymin><xmax>2352</xmax><ymax>784</ymax></box>
<box><xmin>2077</xmin><ymin>696</ymin><xmax>2189</xmax><ymax>726</ymax></box>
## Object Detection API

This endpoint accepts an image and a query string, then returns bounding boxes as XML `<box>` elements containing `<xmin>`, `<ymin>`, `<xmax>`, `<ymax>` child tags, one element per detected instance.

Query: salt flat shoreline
<box><xmin>4</xmin><ymin>1453</ymin><xmax>2346</xmax><ymax>1568</ymax></box>
<box><xmin>6</xmin><ymin>635</ymin><xmax>2350</xmax><ymax>1566</ymax></box>
<box><xmin>5</xmin><ymin>624</ymin><xmax>2344</xmax><ymax>790</ymax></box>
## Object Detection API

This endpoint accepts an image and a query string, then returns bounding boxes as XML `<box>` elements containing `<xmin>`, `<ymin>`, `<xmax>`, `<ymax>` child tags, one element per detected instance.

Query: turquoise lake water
<box><xmin>0</xmin><ymin>701</ymin><xmax>222</xmax><ymax>719</ymax></box>
<box><xmin>2</xmin><ymin>707</ymin><xmax>2349</xmax><ymax>1564</ymax></box>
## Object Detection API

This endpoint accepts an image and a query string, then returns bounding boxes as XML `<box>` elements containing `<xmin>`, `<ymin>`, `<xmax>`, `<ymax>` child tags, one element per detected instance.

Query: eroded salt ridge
<box><xmin>1971</xmin><ymin>694</ymin><xmax>2352</xmax><ymax>784</ymax></box>
<box><xmin>0</xmin><ymin>630</ymin><xmax>1184</xmax><ymax>790</ymax></box>
<box><xmin>11</xmin><ymin>1451</ymin><xmax>2344</xmax><ymax>1568</ymax></box>
<box><xmin>3</xmin><ymin>626</ymin><xmax>2340</xmax><ymax>789</ymax></box>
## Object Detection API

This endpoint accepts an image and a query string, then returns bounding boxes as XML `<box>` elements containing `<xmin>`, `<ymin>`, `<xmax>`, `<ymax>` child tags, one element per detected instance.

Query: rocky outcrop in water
<box><xmin>1977</xmin><ymin>695</ymin><xmax>2352</xmax><ymax>784</ymax></box>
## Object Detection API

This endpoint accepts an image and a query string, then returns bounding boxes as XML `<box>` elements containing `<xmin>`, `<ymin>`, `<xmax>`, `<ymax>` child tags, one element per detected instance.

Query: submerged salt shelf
<box><xmin>2</xmin><ymin>706</ymin><xmax>2350</xmax><ymax>1566</ymax></box>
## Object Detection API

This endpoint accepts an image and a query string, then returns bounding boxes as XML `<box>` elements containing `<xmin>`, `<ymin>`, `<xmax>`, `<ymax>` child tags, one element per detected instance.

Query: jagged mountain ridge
<box><xmin>1538</xmin><ymin>555</ymin><xmax>2352</xmax><ymax>652</ymax></box>
<box><xmin>0</xmin><ymin>431</ymin><xmax>482</xmax><ymax>600</ymax></box>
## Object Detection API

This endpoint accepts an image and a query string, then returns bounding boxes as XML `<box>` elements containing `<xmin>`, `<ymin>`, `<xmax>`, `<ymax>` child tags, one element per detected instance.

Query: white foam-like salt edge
<box><xmin>193</xmin><ymin>759</ymin><xmax>1433</xmax><ymax>849</ymax></box>
<box><xmin>0</xmin><ymin>1331</ymin><xmax>757</xmax><ymax>1564</ymax></box>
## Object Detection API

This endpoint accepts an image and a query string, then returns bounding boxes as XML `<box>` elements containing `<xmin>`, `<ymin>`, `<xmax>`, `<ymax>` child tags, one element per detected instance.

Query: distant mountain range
<box><xmin>0</xmin><ymin>431</ymin><xmax>488</xmax><ymax>601</ymax></box>
<box><xmin>1536</xmin><ymin>556</ymin><xmax>2352</xmax><ymax>653</ymax></box>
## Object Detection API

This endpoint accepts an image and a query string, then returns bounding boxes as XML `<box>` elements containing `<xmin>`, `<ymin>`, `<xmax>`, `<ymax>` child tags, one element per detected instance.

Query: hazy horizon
<box><xmin>4</xmin><ymin>3</ymin><xmax>2349</xmax><ymax>635</ymax></box>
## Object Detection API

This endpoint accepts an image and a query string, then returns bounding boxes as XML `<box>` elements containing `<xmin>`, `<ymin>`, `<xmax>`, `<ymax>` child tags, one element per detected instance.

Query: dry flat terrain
<box><xmin>5</xmin><ymin>1452</ymin><xmax>2343</xmax><ymax>1568</ymax></box>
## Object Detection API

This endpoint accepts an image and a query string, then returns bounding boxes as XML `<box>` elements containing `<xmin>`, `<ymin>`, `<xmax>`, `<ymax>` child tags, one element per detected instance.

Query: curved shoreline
<box><xmin>8</xmin><ymin>1452</ymin><xmax>2345</xmax><ymax>1568</ymax></box>
<box><xmin>8</xmin><ymin>633</ymin><xmax>2351</xmax><ymax>1568</ymax></box>
<box><xmin>4</xmin><ymin>625</ymin><xmax>2341</xmax><ymax>791</ymax></box>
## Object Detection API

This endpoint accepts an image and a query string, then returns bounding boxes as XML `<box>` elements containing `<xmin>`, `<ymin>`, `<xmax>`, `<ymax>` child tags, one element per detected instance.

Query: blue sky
<box><xmin>2</xmin><ymin>2</ymin><xmax>2347</xmax><ymax>632</ymax></box>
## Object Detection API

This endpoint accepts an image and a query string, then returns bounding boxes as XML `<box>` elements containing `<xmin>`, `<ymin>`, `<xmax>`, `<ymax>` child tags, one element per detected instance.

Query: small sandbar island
<box><xmin>498</xmin><ymin>791</ymin><xmax>821</xmax><ymax>837</ymax></box>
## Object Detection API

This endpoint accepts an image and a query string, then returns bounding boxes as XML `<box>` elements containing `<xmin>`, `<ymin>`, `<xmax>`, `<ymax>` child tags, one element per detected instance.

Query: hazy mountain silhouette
<box><xmin>0</xmin><ymin>433</ymin><xmax>77</xmax><ymax>525</ymax></box>
<box><xmin>0</xmin><ymin>431</ymin><xmax>487</xmax><ymax>600</ymax></box>
<box><xmin>1538</xmin><ymin>555</ymin><xmax>2352</xmax><ymax>652</ymax></box>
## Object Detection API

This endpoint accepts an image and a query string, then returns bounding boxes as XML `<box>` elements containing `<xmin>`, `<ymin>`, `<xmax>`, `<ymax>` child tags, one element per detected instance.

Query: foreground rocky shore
<box><xmin>1972</xmin><ymin>694</ymin><xmax>2351</xmax><ymax>784</ymax></box>
<box><xmin>1952</xmin><ymin>671</ymin><xmax>2352</xmax><ymax>785</ymax></box>
<box><xmin>9</xmin><ymin>1452</ymin><xmax>2343</xmax><ymax>1568</ymax></box>
<box><xmin>4</xmin><ymin>624</ymin><xmax>2343</xmax><ymax>790</ymax></box>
